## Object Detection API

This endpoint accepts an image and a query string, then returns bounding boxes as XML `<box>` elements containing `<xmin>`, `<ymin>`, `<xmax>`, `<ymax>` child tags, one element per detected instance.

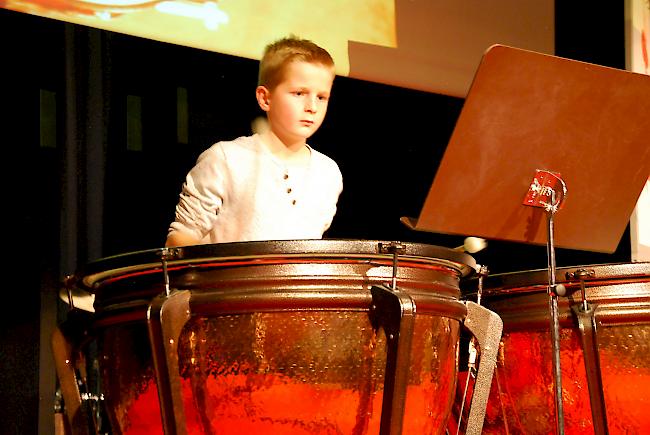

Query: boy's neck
<box><xmin>260</xmin><ymin>130</ymin><xmax>310</xmax><ymax>165</ymax></box>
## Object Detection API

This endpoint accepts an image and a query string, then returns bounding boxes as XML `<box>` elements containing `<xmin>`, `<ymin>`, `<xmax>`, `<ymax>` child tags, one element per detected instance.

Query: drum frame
<box><xmin>55</xmin><ymin>240</ymin><xmax>502</xmax><ymax>435</ymax></box>
<box><xmin>465</xmin><ymin>261</ymin><xmax>650</xmax><ymax>435</ymax></box>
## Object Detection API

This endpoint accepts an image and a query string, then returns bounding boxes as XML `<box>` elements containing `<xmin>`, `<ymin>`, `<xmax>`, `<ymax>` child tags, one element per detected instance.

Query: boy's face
<box><xmin>257</xmin><ymin>60</ymin><xmax>334</xmax><ymax>145</ymax></box>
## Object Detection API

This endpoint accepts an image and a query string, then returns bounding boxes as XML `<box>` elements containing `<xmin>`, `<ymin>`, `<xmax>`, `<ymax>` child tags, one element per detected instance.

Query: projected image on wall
<box><xmin>1</xmin><ymin>0</ymin><xmax>397</xmax><ymax>76</ymax></box>
<box><xmin>2</xmin><ymin>1</ymin><xmax>554</xmax><ymax>97</ymax></box>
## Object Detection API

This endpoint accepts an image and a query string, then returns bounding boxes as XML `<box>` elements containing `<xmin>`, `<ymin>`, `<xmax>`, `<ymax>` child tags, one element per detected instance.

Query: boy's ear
<box><xmin>256</xmin><ymin>86</ymin><xmax>271</xmax><ymax>111</ymax></box>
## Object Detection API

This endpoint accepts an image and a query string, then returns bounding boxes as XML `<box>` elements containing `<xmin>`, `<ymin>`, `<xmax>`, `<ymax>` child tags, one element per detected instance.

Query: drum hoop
<box><xmin>84</xmin><ymin>254</ymin><xmax>470</xmax><ymax>292</ymax></box>
<box><xmin>74</xmin><ymin>240</ymin><xmax>476</xmax><ymax>292</ymax></box>
<box><xmin>463</xmin><ymin>261</ymin><xmax>650</xmax><ymax>296</ymax></box>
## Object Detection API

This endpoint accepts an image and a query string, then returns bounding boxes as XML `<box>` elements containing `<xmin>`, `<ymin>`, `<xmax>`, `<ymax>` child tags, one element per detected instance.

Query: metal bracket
<box><xmin>158</xmin><ymin>247</ymin><xmax>182</xmax><ymax>297</ymax></box>
<box><xmin>571</xmin><ymin>303</ymin><xmax>609</xmax><ymax>434</ymax></box>
<box><xmin>370</xmin><ymin>284</ymin><xmax>415</xmax><ymax>435</ymax></box>
<box><xmin>147</xmin><ymin>290</ymin><xmax>192</xmax><ymax>435</ymax></box>
<box><xmin>378</xmin><ymin>241</ymin><xmax>406</xmax><ymax>290</ymax></box>
<box><xmin>462</xmin><ymin>301</ymin><xmax>503</xmax><ymax>435</ymax></box>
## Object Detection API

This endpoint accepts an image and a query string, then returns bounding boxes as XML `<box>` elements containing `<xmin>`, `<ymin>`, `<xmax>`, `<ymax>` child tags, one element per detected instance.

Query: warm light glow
<box><xmin>1</xmin><ymin>1</ymin><xmax>554</xmax><ymax>97</ymax></box>
<box><xmin>1</xmin><ymin>0</ymin><xmax>397</xmax><ymax>77</ymax></box>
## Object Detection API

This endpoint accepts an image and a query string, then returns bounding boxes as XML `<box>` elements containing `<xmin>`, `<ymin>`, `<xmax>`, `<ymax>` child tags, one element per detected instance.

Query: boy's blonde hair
<box><xmin>258</xmin><ymin>36</ymin><xmax>335</xmax><ymax>90</ymax></box>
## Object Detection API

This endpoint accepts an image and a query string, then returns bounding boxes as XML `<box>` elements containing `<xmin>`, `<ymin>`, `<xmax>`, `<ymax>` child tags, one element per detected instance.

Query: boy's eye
<box><xmin>293</xmin><ymin>91</ymin><xmax>304</xmax><ymax>96</ymax></box>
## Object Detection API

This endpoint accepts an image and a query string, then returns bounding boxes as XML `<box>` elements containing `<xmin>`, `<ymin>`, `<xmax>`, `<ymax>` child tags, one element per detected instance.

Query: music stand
<box><xmin>403</xmin><ymin>45</ymin><xmax>650</xmax><ymax>254</ymax></box>
<box><xmin>403</xmin><ymin>45</ymin><xmax>650</xmax><ymax>434</ymax></box>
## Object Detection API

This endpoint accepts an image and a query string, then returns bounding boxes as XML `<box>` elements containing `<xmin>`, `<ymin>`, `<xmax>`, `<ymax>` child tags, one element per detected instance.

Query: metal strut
<box><xmin>372</xmin><ymin>241</ymin><xmax>413</xmax><ymax>435</ymax></box>
<box><xmin>568</xmin><ymin>269</ymin><xmax>608</xmax><ymax>435</ymax></box>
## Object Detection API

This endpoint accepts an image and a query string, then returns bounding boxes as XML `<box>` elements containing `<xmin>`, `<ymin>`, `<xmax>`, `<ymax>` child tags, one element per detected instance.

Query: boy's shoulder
<box><xmin>194</xmin><ymin>135</ymin><xmax>261</xmax><ymax>170</ymax></box>
<box><xmin>309</xmin><ymin>146</ymin><xmax>342</xmax><ymax>177</ymax></box>
<box><xmin>200</xmin><ymin>134</ymin><xmax>262</xmax><ymax>160</ymax></box>
<box><xmin>310</xmin><ymin>146</ymin><xmax>337</xmax><ymax>165</ymax></box>
<box><xmin>209</xmin><ymin>134</ymin><xmax>258</xmax><ymax>152</ymax></box>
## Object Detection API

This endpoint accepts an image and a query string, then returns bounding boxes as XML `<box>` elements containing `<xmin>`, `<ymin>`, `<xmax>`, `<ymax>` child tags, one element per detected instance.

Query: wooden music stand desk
<box><xmin>403</xmin><ymin>45</ymin><xmax>650</xmax><ymax>253</ymax></box>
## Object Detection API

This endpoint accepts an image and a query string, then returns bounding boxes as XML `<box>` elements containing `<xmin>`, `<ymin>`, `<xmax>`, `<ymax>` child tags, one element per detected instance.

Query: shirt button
<box><xmin>292</xmin><ymin>200</ymin><xmax>297</xmax><ymax>205</ymax></box>
<box><xmin>287</xmin><ymin>188</ymin><xmax>292</xmax><ymax>193</ymax></box>
<box><xmin>283</xmin><ymin>174</ymin><xmax>289</xmax><ymax>180</ymax></box>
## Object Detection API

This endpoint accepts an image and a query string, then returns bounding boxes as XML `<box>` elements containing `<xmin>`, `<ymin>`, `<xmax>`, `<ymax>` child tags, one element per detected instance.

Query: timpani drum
<box><xmin>459</xmin><ymin>262</ymin><xmax>650</xmax><ymax>435</ymax></box>
<box><xmin>54</xmin><ymin>240</ymin><xmax>496</xmax><ymax>435</ymax></box>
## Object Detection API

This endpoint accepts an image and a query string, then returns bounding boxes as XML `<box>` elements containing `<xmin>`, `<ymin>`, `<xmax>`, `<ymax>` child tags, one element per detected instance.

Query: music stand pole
<box><xmin>523</xmin><ymin>170</ymin><xmax>567</xmax><ymax>435</ymax></box>
<box><xmin>545</xmin><ymin>186</ymin><xmax>566</xmax><ymax>435</ymax></box>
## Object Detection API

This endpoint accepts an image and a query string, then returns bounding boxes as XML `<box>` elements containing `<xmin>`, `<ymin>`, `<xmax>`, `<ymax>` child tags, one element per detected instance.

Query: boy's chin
<box><xmin>290</xmin><ymin>129</ymin><xmax>316</xmax><ymax>141</ymax></box>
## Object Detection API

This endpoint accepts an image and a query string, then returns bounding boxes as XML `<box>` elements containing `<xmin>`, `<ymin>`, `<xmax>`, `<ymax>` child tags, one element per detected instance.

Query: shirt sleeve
<box><xmin>168</xmin><ymin>144</ymin><xmax>229</xmax><ymax>240</ymax></box>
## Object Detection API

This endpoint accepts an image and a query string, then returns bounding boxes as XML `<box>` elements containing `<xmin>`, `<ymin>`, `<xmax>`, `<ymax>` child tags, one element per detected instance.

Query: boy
<box><xmin>166</xmin><ymin>36</ymin><xmax>343</xmax><ymax>247</ymax></box>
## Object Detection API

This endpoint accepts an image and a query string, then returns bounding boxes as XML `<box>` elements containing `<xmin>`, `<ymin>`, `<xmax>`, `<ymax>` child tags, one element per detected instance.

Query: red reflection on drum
<box><xmin>499</xmin><ymin>329</ymin><xmax>650</xmax><ymax>434</ymax></box>
<box><xmin>118</xmin><ymin>378</ymin><xmax>161</xmax><ymax>434</ymax></box>
<box><xmin>452</xmin><ymin>326</ymin><xmax>650</xmax><ymax>435</ymax></box>
<box><xmin>172</xmin><ymin>311</ymin><xmax>459</xmax><ymax>434</ymax></box>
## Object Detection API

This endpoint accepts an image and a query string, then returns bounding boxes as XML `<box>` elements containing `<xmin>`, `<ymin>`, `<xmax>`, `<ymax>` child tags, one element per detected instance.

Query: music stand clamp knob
<box><xmin>553</xmin><ymin>283</ymin><xmax>567</xmax><ymax>297</ymax></box>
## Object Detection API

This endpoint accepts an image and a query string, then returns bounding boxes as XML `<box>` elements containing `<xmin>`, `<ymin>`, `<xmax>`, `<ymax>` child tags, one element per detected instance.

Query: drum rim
<box><xmin>73</xmin><ymin>239</ymin><xmax>477</xmax><ymax>291</ymax></box>
<box><xmin>463</xmin><ymin>261</ymin><xmax>650</xmax><ymax>295</ymax></box>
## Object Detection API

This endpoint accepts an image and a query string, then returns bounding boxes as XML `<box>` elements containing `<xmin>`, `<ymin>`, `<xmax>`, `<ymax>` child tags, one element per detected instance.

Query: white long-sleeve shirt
<box><xmin>168</xmin><ymin>134</ymin><xmax>343</xmax><ymax>244</ymax></box>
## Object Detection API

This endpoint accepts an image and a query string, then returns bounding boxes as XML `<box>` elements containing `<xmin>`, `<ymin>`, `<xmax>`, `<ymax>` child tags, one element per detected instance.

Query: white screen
<box><xmin>627</xmin><ymin>0</ymin><xmax>650</xmax><ymax>261</ymax></box>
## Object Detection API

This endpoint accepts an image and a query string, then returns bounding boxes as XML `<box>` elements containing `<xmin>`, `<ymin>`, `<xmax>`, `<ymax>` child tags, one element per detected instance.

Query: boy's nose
<box><xmin>305</xmin><ymin>97</ymin><xmax>317</xmax><ymax>113</ymax></box>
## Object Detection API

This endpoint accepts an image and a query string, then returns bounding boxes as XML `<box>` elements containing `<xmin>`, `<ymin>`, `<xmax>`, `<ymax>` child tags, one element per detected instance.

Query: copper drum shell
<box><xmin>72</xmin><ymin>240</ymin><xmax>476</xmax><ymax>434</ymax></box>
<box><xmin>460</xmin><ymin>262</ymin><xmax>650</xmax><ymax>435</ymax></box>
